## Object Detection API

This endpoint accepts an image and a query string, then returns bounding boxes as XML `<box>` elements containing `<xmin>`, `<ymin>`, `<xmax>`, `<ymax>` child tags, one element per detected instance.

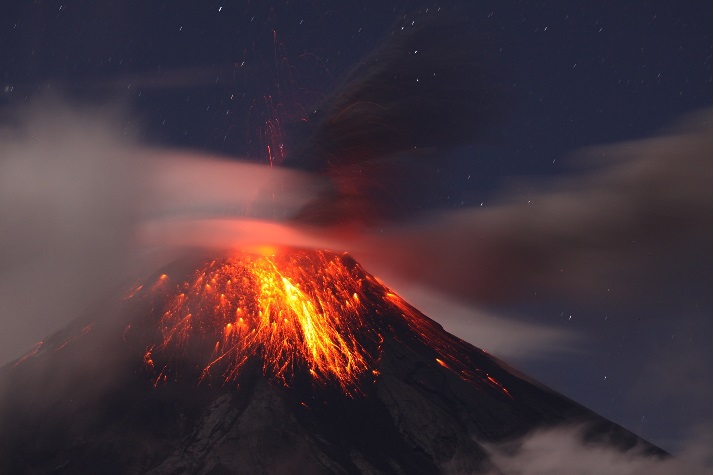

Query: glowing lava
<box><xmin>145</xmin><ymin>249</ymin><xmax>382</xmax><ymax>396</ymax></box>
<box><xmin>141</xmin><ymin>248</ymin><xmax>512</xmax><ymax>400</ymax></box>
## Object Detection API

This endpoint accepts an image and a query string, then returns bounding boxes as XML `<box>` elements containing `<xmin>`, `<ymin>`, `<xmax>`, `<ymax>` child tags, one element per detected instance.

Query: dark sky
<box><xmin>1</xmin><ymin>0</ymin><xmax>711</xmax><ymax>455</ymax></box>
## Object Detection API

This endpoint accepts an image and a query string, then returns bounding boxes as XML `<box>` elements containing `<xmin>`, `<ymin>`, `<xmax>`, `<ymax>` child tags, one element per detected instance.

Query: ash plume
<box><xmin>284</xmin><ymin>7</ymin><xmax>500</xmax><ymax>225</ymax></box>
<box><xmin>285</xmin><ymin>8</ymin><xmax>497</xmax><ymax>172</ymax></box>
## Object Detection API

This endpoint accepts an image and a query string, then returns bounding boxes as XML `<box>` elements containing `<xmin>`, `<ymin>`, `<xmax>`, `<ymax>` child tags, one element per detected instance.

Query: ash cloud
<box><xmin>284</xmin><ymin>8</ymin><xmax>498</xmax><ymax>174</ymax></box>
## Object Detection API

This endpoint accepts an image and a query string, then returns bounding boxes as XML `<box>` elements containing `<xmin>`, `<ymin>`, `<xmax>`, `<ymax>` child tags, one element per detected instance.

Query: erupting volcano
<box><xmin>0</xmin><ymin>247</ymin><xmax>663</xmax><ymax>474</ymax></box>
<box><xmin>143</xmin><ymin>249</ymin><xmax>512</xmax><ymax>401</ymax></box>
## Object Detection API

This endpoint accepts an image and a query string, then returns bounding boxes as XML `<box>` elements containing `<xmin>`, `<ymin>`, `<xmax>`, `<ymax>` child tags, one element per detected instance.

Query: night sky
<box><xmin>1</xmin><ymin>0</ymin><xmax>711</xmax><ymax>458</ymax></box>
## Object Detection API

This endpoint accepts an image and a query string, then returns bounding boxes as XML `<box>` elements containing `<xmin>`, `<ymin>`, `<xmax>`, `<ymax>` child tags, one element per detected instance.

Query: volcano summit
<box><xmin>0</xmin><ymin>248</ymin><xmax>663</xmax><ymax>474</ymax></box>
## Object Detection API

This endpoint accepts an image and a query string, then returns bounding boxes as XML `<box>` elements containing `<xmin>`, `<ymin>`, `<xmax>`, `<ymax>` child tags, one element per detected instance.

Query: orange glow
<box><xmin>487</xmin><ymin>374</ymin><xmax>513</xmax><ymax>398</ymax></box>
<box><xmin>145</xmin><ymin>249</ymin><xmax>381</xmax><ymax>396</ymax></box>
<box><xmin>150</xmin><ymin>273</ymin><xmax>170</xmax><ymax>293</ymax></box>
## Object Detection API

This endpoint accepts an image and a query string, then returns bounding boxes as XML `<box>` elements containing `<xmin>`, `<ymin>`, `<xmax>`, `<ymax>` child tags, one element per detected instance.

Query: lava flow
<box><xmin>144</xmin><ymin>249</ymin><xmax>383</xmax><ymax>396</ymax></box>
<box><xmin>141</xmin><ymin>247</ymin><xmax>513</xmax><ymax>400</ymax></box>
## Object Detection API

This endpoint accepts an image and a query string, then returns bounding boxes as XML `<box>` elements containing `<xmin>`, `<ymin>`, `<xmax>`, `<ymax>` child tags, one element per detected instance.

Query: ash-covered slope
<box><xmin>0</xmin><ymin>249</ymin><xmax>662</xmax><ymax>474</ymax></box>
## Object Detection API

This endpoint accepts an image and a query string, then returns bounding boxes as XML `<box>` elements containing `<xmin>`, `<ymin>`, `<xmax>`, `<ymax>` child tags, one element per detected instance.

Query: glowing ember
<box><xmin>145</xmin><ymin>249</ymin><xmax>381</xmax><ymax>396</ymax></box>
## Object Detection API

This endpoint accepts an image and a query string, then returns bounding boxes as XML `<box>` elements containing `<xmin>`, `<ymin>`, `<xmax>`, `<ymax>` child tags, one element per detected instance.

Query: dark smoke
<box><xmin>285</xmin><ymin>7</ymin><xmax>500</xmax><ymax>225</ymax></box>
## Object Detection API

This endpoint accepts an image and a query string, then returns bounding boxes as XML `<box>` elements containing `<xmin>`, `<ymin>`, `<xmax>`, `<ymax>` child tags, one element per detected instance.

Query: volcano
<box><xmin>0</xmin><ymin>248</ymin><xmax>662</xmax><ymax>474</ymax></box>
